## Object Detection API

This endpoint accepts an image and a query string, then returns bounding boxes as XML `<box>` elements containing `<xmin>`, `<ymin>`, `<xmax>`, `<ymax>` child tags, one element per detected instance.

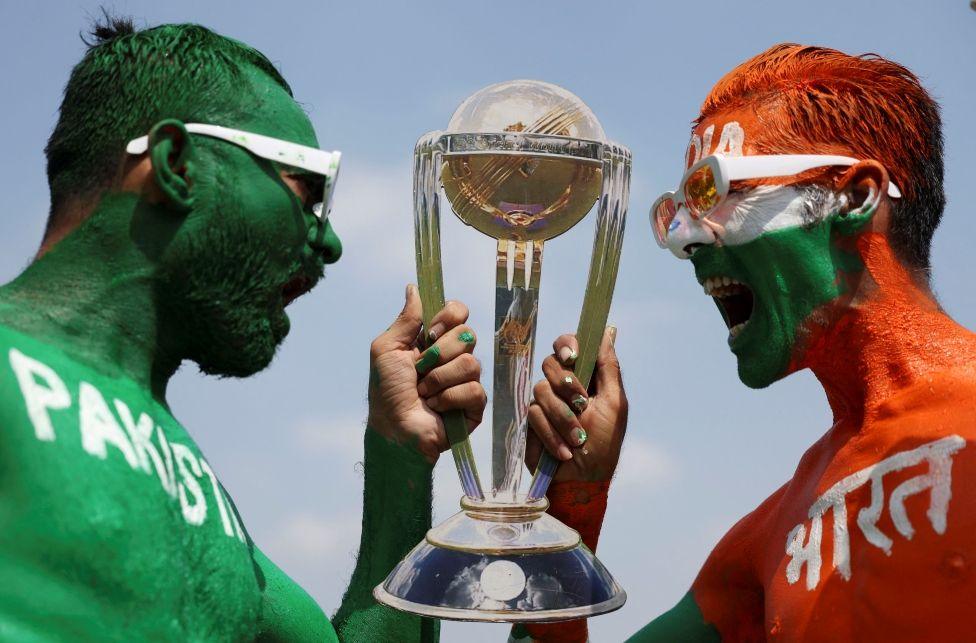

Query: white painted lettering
<box><xmin>78</xmin><ymin>382</ymin><xmax>138</xmax><ymax>468</ymax></box>
<box><xmin>715</xmin><ymin>121</ymin><xmax>745</xmax><ymax>157</ymax></box>
<box><xmin>785</xmin><ymin>435</ymin><xmax>965</xmax><ymax>590</ymax></box>
<box><xmin>171</xmin><ymin>443</ymin><xmax>207</xmax><ymax>526</ymax></box>
<box><xmin>114</xmin><ymin>399</ymin><xmax>175</xmax><ymax>496</ymax></box>
<box><xmin>199</xmin><ymin>458</ymin><xmax>234</xmax><ymax>537</ymax></box>
<box><xmin>9</xmin><ymin>348</ymin><xmax>71</xmax><ymax>441</ymax></box>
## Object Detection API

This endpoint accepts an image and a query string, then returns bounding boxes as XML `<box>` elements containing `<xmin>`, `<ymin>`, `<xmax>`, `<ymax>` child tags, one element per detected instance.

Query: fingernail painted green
<box><xmin>415</xmin><ymin>346</ymin><xmax>441</xmax><ymax>374</ymax></box>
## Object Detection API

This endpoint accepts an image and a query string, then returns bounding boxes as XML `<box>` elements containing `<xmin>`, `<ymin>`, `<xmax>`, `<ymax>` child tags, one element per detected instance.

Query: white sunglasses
<box><xmin>126</xmin><ymin>123</ymin><xmax>341</xmax><ymax>221</ymax></box>
<box><xmin>650</xmin><ymin>154</ymin><xmax>902</xmax><ymax>248</ymax></box>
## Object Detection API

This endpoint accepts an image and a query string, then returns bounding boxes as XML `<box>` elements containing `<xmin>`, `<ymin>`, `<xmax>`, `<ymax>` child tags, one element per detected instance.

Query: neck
<box><xmin>799</xmin><ymin>233</ymin><xmax>976</xmax><ymax>426</ymax></box>
<box><xmin>0</xmin><ymin>193</ymin><xmax>182</xmax><ymax>401</ymax></box>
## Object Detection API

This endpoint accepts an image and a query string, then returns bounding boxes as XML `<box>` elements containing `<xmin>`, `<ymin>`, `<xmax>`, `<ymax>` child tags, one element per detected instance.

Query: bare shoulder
<box><xmin>689</xmin><ymin>482</ymin><xmax>789</xmax><ymax>640</ymax></box>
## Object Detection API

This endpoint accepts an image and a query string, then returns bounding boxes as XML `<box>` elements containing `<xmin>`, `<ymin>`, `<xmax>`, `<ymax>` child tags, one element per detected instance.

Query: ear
<box><xmin>829</xmin><ymin>160</ymin><xmax>890</xmax><ymax>236</ymax></box>
<box><xmin>148</xmin><ymin>119</ymin><xmax>195</xmax><ymax>213</ymax></box>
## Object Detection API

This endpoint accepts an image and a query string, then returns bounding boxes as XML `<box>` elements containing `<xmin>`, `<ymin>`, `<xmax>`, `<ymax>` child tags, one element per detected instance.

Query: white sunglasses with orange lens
<box><xmin>650</xmin><ymin>154</ymin><xmax>902</xmax><ymax>248</ymax></box>
<box><xmin>126</xmin><ymin>123</ymin><xmax>342</xmax><ymax>221</ymax></box>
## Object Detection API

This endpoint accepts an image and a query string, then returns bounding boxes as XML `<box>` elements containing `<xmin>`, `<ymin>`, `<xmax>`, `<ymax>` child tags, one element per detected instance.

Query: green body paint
<box><xmin>415</xmin><ymin>346</ymin><xmax>441</xmax><ymax>374</ymax></box>
<box><xmin>332</xmin><ymin>429</ymin><xmax>439</xmax><ymax>643</ymax></box>
<box><xmin>0</xmin><ymin>324</ymin><xmax>333</xmax><ymax>640</ymax></box>
<box><xmin>457</xmin><ymin>330</ymin><xmax>475</xmax><ymax>344</ymax></box>
<box><xmin>1</xmin><ymin>21</ymin><xmax>422</xmax><ymax>643</ymax></box>
<box><xmin>627</xmin><ymin>591</ymin><xmax>721</xmax><ymax>642</ymax></box>
<box><xmin>692</xmin><ymin>217</ymin><xmax>863</xmax><ymax>388</ymax></box>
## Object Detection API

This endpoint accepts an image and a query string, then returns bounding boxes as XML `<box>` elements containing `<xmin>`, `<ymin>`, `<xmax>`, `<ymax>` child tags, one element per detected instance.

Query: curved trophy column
<box><xmin>413</xmin><ymin>132</ymin><xmax>485</xmax><ymax>500</ymax></box>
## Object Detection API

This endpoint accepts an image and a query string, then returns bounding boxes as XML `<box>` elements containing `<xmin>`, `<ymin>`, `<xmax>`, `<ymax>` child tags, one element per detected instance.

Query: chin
<box><xmin>736</xmin><ymin>359</ymin><xmax>777</xmax><ymax>389</ymax></box>
<box><xmin>734</xmin><ymin>343</ymin><xmax>793</xmax><ymax>390</ymax></box>
<box><xmin>195</xmin><ymin>311</ymin><xmax>290</xmax><ymax>378</ymax></box>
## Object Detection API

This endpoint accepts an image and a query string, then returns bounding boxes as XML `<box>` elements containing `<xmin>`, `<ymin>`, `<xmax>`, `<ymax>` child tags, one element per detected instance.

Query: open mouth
<box><xmin>281</xmin><ymin>273</ymin><xmax>314</xmax><ymax>307</ymax></box>
<box><xmin>702</xmin><ymin>276</ymin><xmax>754</xmax><ymax>339</ymax></box>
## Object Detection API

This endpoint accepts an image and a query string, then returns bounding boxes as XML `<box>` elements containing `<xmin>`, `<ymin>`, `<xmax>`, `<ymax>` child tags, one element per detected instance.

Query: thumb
<box><xmin>593</xmin><ymin>325</ymin><xmax>623</xmax><ymax>398</ymax></box>
<box><xmin>384</xmin><ymin>283</ymin><xmax>424</xmax><ymax>349</ymax></box>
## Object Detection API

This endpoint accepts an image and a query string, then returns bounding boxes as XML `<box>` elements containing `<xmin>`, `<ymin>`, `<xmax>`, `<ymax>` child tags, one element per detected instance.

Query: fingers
<box><xmin>593</xmin><ymin>326</ymin><xmax>623</xmax><ymax>398</ymax></box>
<box><xmin>371</xmin><ymin>284</ymin><xmax>423</xmax><ymax>355</ymax></box>
<box><xmin>552</xmin><ymin>334</ymin><xmax>579</xmax><ymax>367</ymax></box>
<box><xmin>533</xmin><ymin>379</ymin><xmax>587</xmax><ymax>450</ymax></box>
<box><xmin>415</xmin><ymin>325</ymin><xmax>477</xmax><ymax>375</ymax></box>
<box><xmin>417</xmin><ymin>353</ymin><xmax>480</xmax><ymax>397</ymax></box>
<box><xmin>528</xmin><ymin>403</ymin><xmax>573</xmax><ymax>462</ymax></box>
<box><xmin>427</xmin><ymin>300</ymin><xmax>469</xmax><ymax>343</ymax></box>
<box><xmin>541</xmin><ymin>354</ymin><xmax>588</xmax><ymax>414</ymax></box>
<box><xmin>426</xmin><ymin>381</ymin><xmax>487</xmax><ymax>427</ymax></box>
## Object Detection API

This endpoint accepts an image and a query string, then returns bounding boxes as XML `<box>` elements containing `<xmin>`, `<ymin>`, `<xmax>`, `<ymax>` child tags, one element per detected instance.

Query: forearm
<box><xmin>509</xmin><ymin>480</ymin><xmax>610</xmax><ymax>643</ymax></box>
<box><xmin>332</xmin><ymin>427</ymin><xmax>439</xmax><ymax>643</ymax></box>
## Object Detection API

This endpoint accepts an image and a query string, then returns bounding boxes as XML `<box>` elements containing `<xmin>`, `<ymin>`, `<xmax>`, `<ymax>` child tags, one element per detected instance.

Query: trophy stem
<box><xmin>414</xmin><ymin>134</ymin><xmax>485</xmax><ymax>500</ymax></box>
<box><xmin>491</xmin><ymin>239</ymin><xmax>543</xmax><ymax>501</ymax></box>
<box><xmin>526</xmin><ymin>145</ymin><xmax>631</xmax><ymax>501</ymax></box>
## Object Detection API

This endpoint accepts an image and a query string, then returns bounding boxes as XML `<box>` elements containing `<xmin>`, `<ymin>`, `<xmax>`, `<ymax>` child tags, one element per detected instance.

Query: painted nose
<box><xmin>665</xmin><ymin>206</ymin><xmax>718</xmax><ymax>259</ymax></box>
<box><xmin>307</xmin><ymin>219</ymin><xmax>343</xmax><ymax>264</ymax></box>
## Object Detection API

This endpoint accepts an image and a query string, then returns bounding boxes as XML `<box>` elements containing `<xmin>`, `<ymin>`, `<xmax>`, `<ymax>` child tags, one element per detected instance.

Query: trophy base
<box><xmin>373</xmin><ymin>494</ymin><xmax>626</xmax><ymax>623</ymax></box>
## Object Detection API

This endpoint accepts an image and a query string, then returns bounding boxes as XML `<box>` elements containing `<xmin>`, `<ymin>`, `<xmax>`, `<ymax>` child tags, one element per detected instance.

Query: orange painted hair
<box><xmin>699</xmin><ymin>44</ymin><xmax>944</xmax><ymax>271</ymax></box>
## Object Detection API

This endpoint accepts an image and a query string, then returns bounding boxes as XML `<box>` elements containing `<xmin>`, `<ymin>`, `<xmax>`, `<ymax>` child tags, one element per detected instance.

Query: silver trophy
<box><xmin>374</xmin><ymin>80</ymin><xmax>630</xmax><ymax>622</ymax></box>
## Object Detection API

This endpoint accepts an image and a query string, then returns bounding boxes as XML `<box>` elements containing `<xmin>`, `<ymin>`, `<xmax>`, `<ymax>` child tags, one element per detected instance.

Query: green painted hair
<box><xmin>44</xmin><ymin>15</ymin><xmax>292</xmax><ymax>234</ymax></box>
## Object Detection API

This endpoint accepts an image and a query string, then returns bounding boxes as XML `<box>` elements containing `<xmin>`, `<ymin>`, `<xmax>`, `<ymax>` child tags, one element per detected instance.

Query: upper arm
<box><xmin>627</xmin><ymin>514</ymin><xmax>766</xmax><ymax>643</ymax></box>
<box><xmin>627</xmin><ymin>591</ymin><xmax>720</xmax><ymax>642</ymax></box>
<box><xmin>253</xmin><ymin>547</ymin><xmax>338</xmax><ymax>643</ymax></box>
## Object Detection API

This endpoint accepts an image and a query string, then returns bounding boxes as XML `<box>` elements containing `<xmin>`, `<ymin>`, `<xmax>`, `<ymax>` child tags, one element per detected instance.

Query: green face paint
<box><xmin>0</xmin><ymin>21</ymin><xmax>417</xmax><ymax>643</ymax></box>
<box><xmin>688</xmin><ymin>188</ymin><xmax>866</xmax><ymax>388</ymax></box>
<box><xmin>150</xmin><ymin>65</ymin><xmax>343</xmax><ymax>378</ymax></box>
<box><xmin>458</xmin><ymin>330</ymin><xmax>475</xmax><ymax>344</ymax></box>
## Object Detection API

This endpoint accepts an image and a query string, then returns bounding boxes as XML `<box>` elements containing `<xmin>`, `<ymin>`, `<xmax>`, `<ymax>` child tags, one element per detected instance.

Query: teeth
<box><xmin>729</xmin><ymin>322</ymin><xmax>748</xmax><ymax>338</ymax></box>
<box><xmin>703</xmin><ymin>276</ymin><xmax>745</xmax><ymax>297</ymax></box>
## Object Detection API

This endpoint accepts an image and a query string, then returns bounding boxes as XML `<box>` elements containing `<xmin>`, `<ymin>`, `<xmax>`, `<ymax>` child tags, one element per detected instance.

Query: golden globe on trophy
<box><xmin>374</xmin><ymin>80</ymin><xmax>631</xmax><ymax>622</ymax></box>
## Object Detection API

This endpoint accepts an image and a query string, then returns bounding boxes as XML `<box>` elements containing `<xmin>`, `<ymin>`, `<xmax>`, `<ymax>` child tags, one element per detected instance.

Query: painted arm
<box><xmin>625</xmin><ymin>592</ymin><xmax>720</xmax><ymax>642</ymax></box>
<box><xmin>330</xmin><ymin>430</ymin><xmax>439</xmax><ymax>642</ymax></box>
<box><xmin>331</xmin><ymin>285</ymin><xmax>486</xmax><ymax>642</ymax></box>
<box><xmin>510</xmin><ymin>330</ymin><xmax>626</xmax><ymax>643</ymax></box>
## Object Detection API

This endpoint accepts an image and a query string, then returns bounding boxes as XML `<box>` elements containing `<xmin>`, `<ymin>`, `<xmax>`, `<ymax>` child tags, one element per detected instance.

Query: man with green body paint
<box><xmin>0</xmin><ymin>17</ymin><xmax>488</xmax><ymax>642</ymax></box>
<box><xmin>523</xmin><ymin>45</ymin><xmax>976</xmax><ymax>641</ymax></box>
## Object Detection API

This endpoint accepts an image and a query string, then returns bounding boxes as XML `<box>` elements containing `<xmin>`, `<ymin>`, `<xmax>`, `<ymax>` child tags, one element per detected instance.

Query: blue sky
<box><xmin>2</xmin><ymin>1</ymin><xmax>974</xmax><ymax>640</ymax></box>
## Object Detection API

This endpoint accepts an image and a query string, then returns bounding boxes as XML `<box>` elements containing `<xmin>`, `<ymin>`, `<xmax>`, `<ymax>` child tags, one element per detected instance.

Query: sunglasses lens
<box><xmin>653</xmin><ymin>198</ymin><xmax>677</xmax><ymax>246</ymax></box>
<box><xmin>684</xmin><ymin>165</ymin><xmax>720</xmax><ymax>217</ymax></box>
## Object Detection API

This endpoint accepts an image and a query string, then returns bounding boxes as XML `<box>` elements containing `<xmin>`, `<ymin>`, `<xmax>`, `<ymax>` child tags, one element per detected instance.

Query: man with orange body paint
<box><xmin>516</xmin><ymin>44</ymin><xmax>976</xmax><ymax>641</ymax></box>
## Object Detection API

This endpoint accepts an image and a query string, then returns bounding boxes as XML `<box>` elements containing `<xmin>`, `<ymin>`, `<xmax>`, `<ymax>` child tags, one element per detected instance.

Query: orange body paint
<box><xmin>523</xmin><ymin>480</ymin><xmax>609</xmax><ymax>643</ymax></box>
<box><xmin>691</xmin><ymin>234</ymin><xmax>976</xmax><ymax>640</ymax></box>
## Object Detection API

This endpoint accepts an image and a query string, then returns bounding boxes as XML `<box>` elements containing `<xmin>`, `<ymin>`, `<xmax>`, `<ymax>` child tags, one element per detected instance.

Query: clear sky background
<box><xmin>2</xmin><ymin>1</ymin><xmax>974</xmax><ymax>640</ymax></box>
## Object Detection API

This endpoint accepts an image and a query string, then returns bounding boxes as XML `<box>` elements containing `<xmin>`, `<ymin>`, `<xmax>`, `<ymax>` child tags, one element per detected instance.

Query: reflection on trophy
<box><xmin>374</xmin><ymin>80</ymin><xmax>631</xmax><ymax>622</ymax></box>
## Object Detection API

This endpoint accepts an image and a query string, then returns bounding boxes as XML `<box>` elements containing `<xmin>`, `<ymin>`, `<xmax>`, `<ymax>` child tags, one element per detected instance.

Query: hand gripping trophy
<box><xmin>374</xmin><ymin>80</ymin><xmax>631</xmax><ymax>622</ymax></box>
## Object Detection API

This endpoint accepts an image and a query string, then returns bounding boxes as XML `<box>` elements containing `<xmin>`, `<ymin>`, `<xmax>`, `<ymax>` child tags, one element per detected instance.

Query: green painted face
<box><xmin>153</xmin><ymin>65</ymin><xmax>342</xmax><ymax>377</ymax></box>
<box><xmin>689</xmin><ymin>210</ymin><xmax>862</xmax><ymax>388</ymax></box>
<box><xmin>663</xmin><ymin>174</ymin><xmax>874</xmax><ymax>389</ymax></box>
